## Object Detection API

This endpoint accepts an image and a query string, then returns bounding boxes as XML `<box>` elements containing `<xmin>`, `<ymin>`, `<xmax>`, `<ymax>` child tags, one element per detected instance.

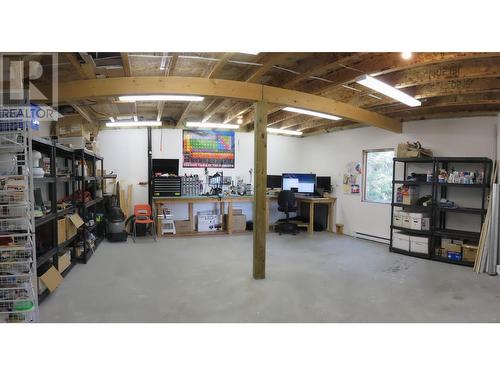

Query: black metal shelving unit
<box><xmin>390</xmin><ymin>156</ymin><xmax>492</xmax><ymax>267</ymax></box>
<box><xmin>74</xmin><ymin>149</ymin><xmax>105</xmax><ymax>264</ymax></box>
<box><xmin>32</xmin><ymin>137</ymin><xmax>105</xmax><ymax>303</ymax></box>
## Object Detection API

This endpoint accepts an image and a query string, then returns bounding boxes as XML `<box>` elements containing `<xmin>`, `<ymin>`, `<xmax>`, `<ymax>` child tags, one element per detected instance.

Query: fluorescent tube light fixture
<box><xmin>186</xmin><ymin>122</ymin><xmax>239</xmax><ymax>129</ymax></box>
<box><xmin>106</xmin><ymin>121</ymin><xmax>162</xmax><ymax>128</ymax></box>
<box><xmin>267</xmin><ymin>128</ymin><xmax>303</xmax><ymax>136</ymax></box>
<box><xmin>108</xmin><ymin>117</ymin><xmax>115</xmax><ymax>122</ymax></box>
<box><xmin>118</xmin><ymin>95</ymin><xmax>204</xmax><ymax>102</ymax></box>
<box><xmin>357</xmin><ymin>75</ymin><xmax>421</xmax><ymax>107</ymax></box>
<box><xmin>282</xmin><ymin>107</ymin><xmax>341</xmax><ymax>121</ymax></box>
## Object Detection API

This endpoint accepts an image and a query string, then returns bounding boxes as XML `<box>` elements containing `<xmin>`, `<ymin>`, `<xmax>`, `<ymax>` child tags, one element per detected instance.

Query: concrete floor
<box><xmin>40</xmin><ymin>233</ymin><xmax>500</xmax><ymax>322</ymax></box>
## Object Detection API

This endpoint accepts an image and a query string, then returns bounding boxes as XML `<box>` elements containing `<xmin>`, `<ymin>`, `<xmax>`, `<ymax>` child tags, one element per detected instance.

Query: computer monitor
<box><xmin>152</xmin><ymin>159</ymin><xmax>179</xmax><ymax>176</ymax></box>
<box><xmin>267</xmin><ymin>175</ymin><xmax>282</xmax><ymax>189</ymax></box>
<box><xmin>316</xmin><ymin>176</ymin><xmax>332</xmax><ymax>192</ymax></box>
<box><xmin>282</xmin><ymin>173</ymin><xmax>316</xmax><ymax>194</ymax></box>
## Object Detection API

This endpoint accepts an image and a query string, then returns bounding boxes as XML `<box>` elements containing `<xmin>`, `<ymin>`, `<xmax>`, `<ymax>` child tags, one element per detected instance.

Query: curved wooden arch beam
<box><xmin>58</xmin><ymin>76</ymin><xmax>402</xmax><ymax>133</ymax></box>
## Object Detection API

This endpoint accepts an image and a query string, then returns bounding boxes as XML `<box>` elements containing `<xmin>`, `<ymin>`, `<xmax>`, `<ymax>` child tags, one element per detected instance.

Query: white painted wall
<box><xmin>97</xmin><ymin>128</ymin><xmax>303</xmax><ymax>221</ymax></box>
<box><xmin>297</xmin><ymin>116</ymin><xmax>498</xmax><ymax>238</ymax></box>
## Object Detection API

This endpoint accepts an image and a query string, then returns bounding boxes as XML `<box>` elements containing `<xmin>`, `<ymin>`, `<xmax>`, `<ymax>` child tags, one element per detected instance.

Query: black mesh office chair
<box><xmin>276</xmin><ymin>190</ymin><xmax>299</xmax><ymax>235</ymax></box>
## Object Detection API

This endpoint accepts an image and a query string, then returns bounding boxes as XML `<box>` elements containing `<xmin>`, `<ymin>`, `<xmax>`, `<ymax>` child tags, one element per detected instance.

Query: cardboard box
<box><xmin>462</xmin><ymin>245</ymin><xmax>478</xmax><ymax>262</ymax></box>
<box><xmin>174</xmin><ymin>220</ymin><xmax>193</xmax><ymax>234</ymax></box>
<box><xmin>441</xmin><ymin>238</ymin><xmax>452</xmax><ymax>247</ymax></box>
<box><xmin>74</xmin><ymin>244</ymin><xmax>84</xmax><ymax>258</ymax></box>
<box><xmin>393</xmin><ymin>231</ymin><xmax>410</xmax><ymax>251</ymax></box>
<box><xmin>58</xmin><ymin>136</ymin><xmax>88</xmax><ymax>149</ymax></box>
<box><xmin>57</xmin><ymin>218</ymin><xmax>66</xmax><ymax>245</ymax></box>
<box><xmin>224</xmin><ymin>214</ymin><xmax>247</xmax><ymax>232</ymax></box>
<box><xmin>66</xmin><ymin>213</ymin><xmax>84</xmax><ymax>240</ymax></box>
<box><xmin>197</xmin><ymin>214</ymin><xmax>222</xmax><ymax>232</ymax></box>
<box><xmin>436</xmin><ymin>247</ymin><xmax>448</xmax><ymax>258</ymax></box>
<box><xmin>410</xmin><ymin>235</ymin><xmax>429</xmax><ymax>254</ymax></box>
<box><xmin>57</xmin><ymin>251</ymin><xmax>71</xmax><ymax>274</ymax></box>
<box><xmin>444</xmin><ymin>243</ymin><xmax>462</xmax><ymax>253</ymax></box>
<box><xmin>39</xmin><ymin>266</ymin><xmax>63</xmax><ymax>292</ymax></box>
<box><xmin>57</xmin><ymin>116</ymin><xmax>91</xmax><ymax>139</ymax></box>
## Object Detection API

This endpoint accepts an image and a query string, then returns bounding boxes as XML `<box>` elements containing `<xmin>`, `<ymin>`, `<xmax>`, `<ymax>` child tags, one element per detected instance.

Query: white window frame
<box><xmin>362</xmin><ymin>148</ymin><xmax>394</xmax><ymax>204</ymax></box>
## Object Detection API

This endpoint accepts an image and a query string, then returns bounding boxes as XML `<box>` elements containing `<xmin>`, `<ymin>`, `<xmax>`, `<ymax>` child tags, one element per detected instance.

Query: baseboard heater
<box><xmin>355</xmin><ymin>232</ymin><xmax>390</xmax><ymax>245</ymax></box>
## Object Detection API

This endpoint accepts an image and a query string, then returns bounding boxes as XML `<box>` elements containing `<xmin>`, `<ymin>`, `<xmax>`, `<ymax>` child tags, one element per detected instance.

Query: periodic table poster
<box><xmin>183</xmin><ymin>129</ymin><xmax>235</xmax><ymax>168</ymax></box>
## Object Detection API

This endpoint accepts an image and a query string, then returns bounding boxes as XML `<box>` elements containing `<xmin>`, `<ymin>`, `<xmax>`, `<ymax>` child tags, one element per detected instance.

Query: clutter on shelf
<box><xmin>396</xmin><ymin>141</ymin><xmax>433</xmax><ymax>158</ymax></box>
<box><xmin>437</xmin><ymin>168</ymin><xmax>484</xmax><ymax>184</ymax></box>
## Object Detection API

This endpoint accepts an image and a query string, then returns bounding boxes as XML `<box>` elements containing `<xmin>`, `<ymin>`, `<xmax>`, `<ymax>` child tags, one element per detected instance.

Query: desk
<box><xmin>153</xmin><ymin>195</ymin><xmax>336</xmax><ymax>236</ymax></box>
<box><xmin>266</xmin><ymin>195</ymin><xmax>337</xmax><ymax>235</ymax></box>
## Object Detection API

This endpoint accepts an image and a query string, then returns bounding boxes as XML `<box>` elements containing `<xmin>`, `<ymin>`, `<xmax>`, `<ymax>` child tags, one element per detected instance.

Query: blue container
<box><xmin>447</xmin><ymin>251</ymin><xmax>462</xmax><ymax>261</ymax></box>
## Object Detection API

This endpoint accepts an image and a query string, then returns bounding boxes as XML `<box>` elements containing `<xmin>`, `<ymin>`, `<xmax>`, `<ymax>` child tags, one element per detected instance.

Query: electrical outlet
<box><xmin>497</xmin><ymin>265</ymin><xmax>500</xmax><ymax>275</ymax></box>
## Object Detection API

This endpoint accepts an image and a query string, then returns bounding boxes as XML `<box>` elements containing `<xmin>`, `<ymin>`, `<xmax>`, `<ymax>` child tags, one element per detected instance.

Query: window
<box><xmin>363</xmin><ymin>149</ymin><xmax>394</xmax><ymax>203</ymax></box>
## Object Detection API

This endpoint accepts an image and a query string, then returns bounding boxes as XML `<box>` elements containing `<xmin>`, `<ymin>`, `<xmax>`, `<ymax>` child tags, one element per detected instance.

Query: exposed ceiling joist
<box><xmin>121</xmin><ymin>53</ymin><xmax>132</xmax><ymax>77</ymax></box>
<box><xmin>202</xmin><ymin>53</ymin><xmax>295</xmax><ymax>123</ymax></box>
<box><xmin>157</xmin><ymin>53</ymin><xmax>180</xmax><ymax>121</ymax></box>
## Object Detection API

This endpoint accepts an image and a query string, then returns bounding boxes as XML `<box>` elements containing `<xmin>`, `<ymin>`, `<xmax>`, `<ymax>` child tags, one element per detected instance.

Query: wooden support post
<box><xmin>253</xmin><ymin>101</ymin><xmax>268</xmax><ymax>279</ymax></box>
<box><xmin>188</xmin><ymin>203</ymin><xmax>194</xmax><ymax>231</ymax></box>
<box><xmin>308</xmin><ymin>202</ymin><xmax>315</xmax><ymax>234</ymax></box>
<box><xmin>227</xmin><ymin>202</ymin><xmax>233</xmax><ymax>235</ymax></box>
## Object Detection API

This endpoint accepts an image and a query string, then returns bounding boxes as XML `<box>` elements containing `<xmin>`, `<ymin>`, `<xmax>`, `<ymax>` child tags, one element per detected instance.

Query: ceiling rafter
<box><xmin>157</xmin><ymin>53</ymin><xmax>180</xmax><ymax>121</ymax></box>
<box><xmin>202</xmin><ymin>53</ymin><xmax>295</xmax><ymax>123</ymax></box>
<box><xmin>176</xmin><ymin>53</ymin><xmax>235</xmax><ymax>126</ymax></box>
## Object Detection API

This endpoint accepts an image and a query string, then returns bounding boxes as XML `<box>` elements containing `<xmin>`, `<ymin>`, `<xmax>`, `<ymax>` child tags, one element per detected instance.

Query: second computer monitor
<box><xmin>282</xmin><ymin>173</ymin><xmax>316</xmax><ymax>194</ymax></box>
<box><xmin>316</xmin><ymin>176</ymin><xmax>332</xmax><ymax>192</ymax></box>
<box><xmin>267</xmin><ymin>175</ymin><xmax>282</xmax><ymax>189</ymax></box>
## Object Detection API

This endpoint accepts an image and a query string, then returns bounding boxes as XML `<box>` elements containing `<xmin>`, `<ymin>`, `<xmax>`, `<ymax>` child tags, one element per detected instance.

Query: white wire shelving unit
<box><xmin>0</xmin><ymin>106</ymin><xmax>38</xmax><ymax>323</ymax></box>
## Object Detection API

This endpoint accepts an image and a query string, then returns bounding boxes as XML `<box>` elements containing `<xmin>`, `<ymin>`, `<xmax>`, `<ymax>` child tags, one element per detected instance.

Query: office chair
<box><xmin>276</xmin><ymin>190</ymin><xmax>299</xmax><ymax>235</ymax></box>
<box><xmin>132</xmin><ymin>204</ymin><xmax>157</xmax><ymax>242</ymax></box>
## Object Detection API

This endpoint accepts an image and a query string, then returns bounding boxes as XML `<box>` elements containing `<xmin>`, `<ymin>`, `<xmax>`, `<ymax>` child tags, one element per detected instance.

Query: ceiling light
<box><xmin>133</xmin><ymin>115</ymin><xmax>138</xmax><ymax>122</ymax></box>
<box><xmin>283</xmin><ymin>107</ymin><xmax>341</xmax><ymax>121</ymax></box>
<box><xmin>357</xmin><ymin>75</ymin><xmax>421</xmax><ymax>107</ymax></box>
<box><xmin>236</xmin><ymin>117</ymin><xmax>243</xmax><ymax>125</ymax></box>
<box><xmin>401</xmin><ymin>52</ymin><xmax>413</xmax><ymax>60</ymax></box>
<box><xmin>108</xmin><ymin>117</ymin><xmax>115</xmax><ymax>122</ymax></box>
<box><xmin>106</xmin><ymin>121</ymin><xmax>162</xmax><ymax>128</ymax></box>
<box><xmin>118</xmin><ymin>95</ymin><xmax>204</xmax><ymax>102</ymax></box>
<box><xmin>239</xmin><ymin>52</ymin><xmax>260</xmax><ymax>55</ymax></box>
<box><xmin>186</xmin><ymin>122</ymin><xmax>239</xmax><ymax>129</ymax></box>
<box><xmin>267</xmin><ymin>128</ymin><xmax>303</xmax><ymax>136</ymax></box>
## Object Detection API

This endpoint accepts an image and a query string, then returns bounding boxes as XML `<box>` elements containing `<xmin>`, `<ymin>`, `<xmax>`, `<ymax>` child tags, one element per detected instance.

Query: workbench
<box><xmin>153</xmin><ymin>195</ymin><xmax>336</xmax><ymax>237</ymax></box>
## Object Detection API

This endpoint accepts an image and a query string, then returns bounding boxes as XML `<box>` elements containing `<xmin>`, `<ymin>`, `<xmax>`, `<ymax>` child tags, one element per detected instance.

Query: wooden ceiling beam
<box><xmin>121</xmin><ymin>53</ymin><xmax>132</xmax><ymax>77</ymax></box>
<box><xmin>64</xmin><ymin>53</ymin><xmax>87</xmax><ymax>80</ymax></box>
<box><xmin>382</xmin><ymin>56</ymin><xmax>500</xmax><ymax>89</ymax></box>
<box><xmin>79</xmin><ymin>53</ymin><xmax>97</xmax><ymax>79</ymax></box>
<box><xmin>56</xmin><ymin>76</ymin><xmax>401</xmax><ymax>132</ymax></box>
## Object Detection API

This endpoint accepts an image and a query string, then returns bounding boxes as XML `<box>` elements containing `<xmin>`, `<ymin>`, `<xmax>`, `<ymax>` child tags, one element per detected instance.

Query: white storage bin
<box><xmin>393</xmin><ymin>211</ymin><xmax>402</xmax><ymax>226</ymax></box>
<box><xmin>392</xmin><ymin>231</ymin><xmax>410</xmax><ymax>251</ymax></box>
<box><xmin>410</xmin><ymin>217</ymin><xmax>430</xmax><ymax>231</ymax></box>
<box><xmin>401</xmin><ymin>212</ymin><xmax>411</xmax><ymax>229</ymax></box>
<box><xmin>410</xmin><ymin>235</ymin><xmax>429</xmax><ymax>254</ymax></box>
